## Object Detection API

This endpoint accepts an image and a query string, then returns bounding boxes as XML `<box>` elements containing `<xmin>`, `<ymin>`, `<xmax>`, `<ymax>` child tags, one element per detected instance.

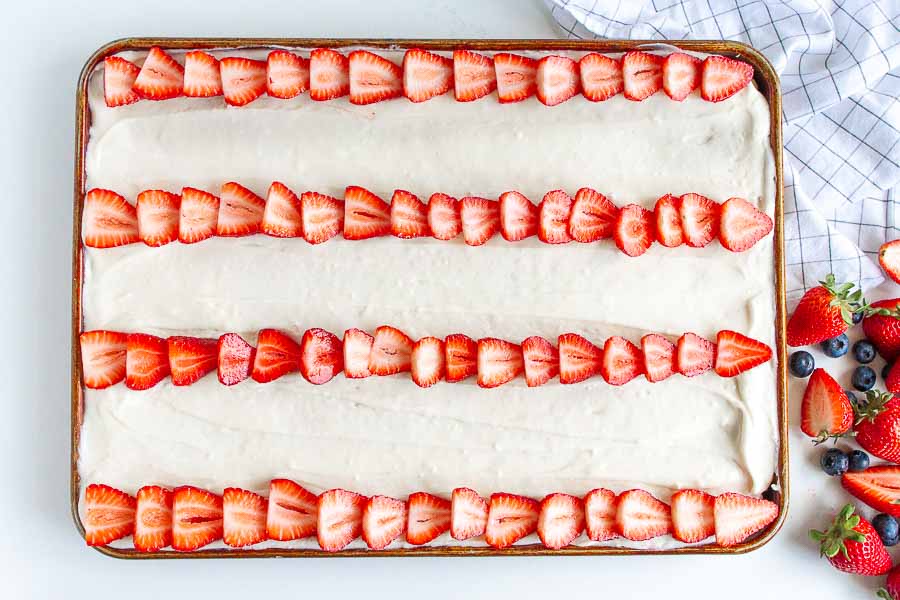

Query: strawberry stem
<box><xmin>809</xmin><ymin>503</ymin><xmax>867</xmax><ymax>559</ymax></box>
<box><xmin>853</xmin><ymin>389</ymin><xmax>894</xmax><ymax>425</ymax></box>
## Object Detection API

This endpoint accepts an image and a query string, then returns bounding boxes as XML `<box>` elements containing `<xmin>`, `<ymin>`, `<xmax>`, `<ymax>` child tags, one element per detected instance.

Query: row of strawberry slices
<box><xmin>83</xmin><ymin>480</ymin><xmax>779</xmax><ymax>552</ymax></box>
<box><xmin>83</xmin><ymin>184</ymin><xmax>773</xmax><ymax>255</ymax></box>
<box><xmin>80</xmin><ymin>327</ymin><xmax>772</xmax><ymax>391</ymax></box>
<box><xmin>105</xmin><ymin>46</ymin><xmax>754</xmax><ymax>108</ymax></box>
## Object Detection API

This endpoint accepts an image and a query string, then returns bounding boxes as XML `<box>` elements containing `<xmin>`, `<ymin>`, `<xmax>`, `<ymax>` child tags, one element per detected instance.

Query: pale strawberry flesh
<box><xmin>719</xmin><ymin>197</ymin><xmax>773</xmax><ymax>252</ymax></box>
<box><xmin>537</xmin><ymin>493</ymin><xmax>585</xmax><ymax>549</ymax></box>
<box><xmin>445</xmin><ymin>333</ymin><xmax>478</xmax><ymax>382</ymax></box>
<box><xmin>167</xmin><ymin>336</ymin><xmax>218</xmax><ymax>386</ymax></box>
<box><xmin>178</xmin><ymin>187</ymin><xmax>219</xmax><ymax>244</ymax></box>
<box><xmin>427</xmin><ymin>193</ymin><xmax>462</xmax><ymax>240</ymax></box>
<box><xmin>499</xmin><ymin>190</ymin><xmax>538</xmax><ymax>242</ymax></box>
<box><xmin>217</xmin><ymin>333</ymin><xmax>255</xmax><ymax>386</ymax></box>
<box><xmin>82</xmin><ymin>188</ymin><xmax>139</xmax><ymax>248</ymax></box>
<box><xmin>223</xmin><ymin>487</ymin><xmax>268</xmax><ymax>548</ymax></box>
<box><xmin>616</xmin><ymin>489</ymin><xmax>671</xmax><ymax>541</ymax></box>
<box><xmin>348</xmin><ymin>50</ymin><xmax>403</xmax><ymax>105</ymax></box>
<box><xmin>602</xmin><ymin>335</ymin><xmax>643</xmax><ymax>385</ymax></box>
<box><xmin>494</xmin><ymin>53</ymin><xmax>537</xmax><ymax>103</ymax></box>
<box><xmin>568</xmin><ymin>187</ymin><xmax>618</xmax><ymax>242</ymax></box>
<box><xmin>579</xmin><ymin>53</ymin><xmax>623</xmax><ymax>102</ymax></box>
<box><xmin>220</xmin><ymin>57</ymin><xmax>267</xmax><ymax>107</ymax></box>
<box><xmin>641</xmin><ymin>333</ymin><xmax>676</xmax><ymax>383</ymax></box>
<box><xmin>451</xmin><ymin>487</ymin><xmax>488</xmax><ymax>540</ymax></box>
<box><xmin>300</xmin><ymin>327</ymin><xmax>343</xmax><ymax>385</ymax></box>
<box><xmin>614</xmin><ymin>204</ymin><xmax>654</xmax><ymax>257</ymax></box>
<box><xmin>317</xmin><ymin>488</ymin><xmax>367</xmax><ymax>552</ymax></box>
<box><xmin>536</xmin><ymin>55</ymin><xmax>579</xmax><ymax>106</ymax></box>
<box><xmin>622</xmin><ymin>51</ymin><xmax>662</xmax><ymax>101</ymax></box>
<box><xmin>343</xmin><ymin>328</ymin><xmax>374</xmax><ymax>378</ymax></box>
<box><xmin>714</xmin><ymin>492</ymin><xmax>777</xmax><ymax>547</ymax></box>
<box><xmin>125</xmin><ymin>333</ymin><xmax>170</xmax><ymax>390</ymax></box>
<box><xmin>476</xmin><ymin>337</ymin><xmax>523</xmax><ymax>388</ymax></box>
<box><xmin>251</xmin><ymin>328</ymin><xmax>302</xmax><ymax>383</ymax></box>
<box><xmin>701</xmin><ymin>56</ymin><xmax>754</xmax><ymax>102</ymax></box>
<box><xmin>522</xmin><ymin>335</ymin><xmax>560</xmax><ymax>387</ymax></box>
<box><xmin>267</xmin><ymin>479</ymin><xmax>318</xmax><ymax>541</ymax></box>
<box><xmin>368</xmin><ymin>325</ymin><xmax>414</xmax><ymax>376</ymax></box>
<box><xmin>676</xmin><ymin>332</ymin><xmax>715</xmax><ymax>377</ymax></box>
<box><xmin>261</xmin><ymin>181</ymin><xmax>303</xmax><ymax>238</ymax></box>
<box><xmin>344</xmin><ymin>186</ymin><xmax>391</xmax><ymax>240</ymax></box>
<box><xmin>309</xmin><ymin>48</ymin><xmax>350</xmax><ymax>101</ymax></box>
<box><xmin>266</xmin><ymin>50</ymin><xmax>309</xmax><ymax>99</ymax></box>
<box><xmin>671</xmin><ymin>489</ymin><xmax>715</xmax><ymax>543</ymax></box>
<box><xmin>558</xmin><ymin>333</ymin><xmax>602</xmax><ymax>384</ymax></box>
<box><xmin>403</xmin><ymin>48</ymin><xmax>453</xmax><ymax>103</ymax></box>
<box><xmin>362</xmin><ymin>495</ymin><xmax>407</xmax><ymax>550</ymax></box>
<box><xmin>460</xmin><ymin>196</ymin><xmax>500</xmax><ymax>246</ymax></box>
<box><xmin>83</xmin><ymin>483</ymin><xmax>136</xmax><ymax>546</ymax></box>
<box><xmin>453</xmin><ymin>50</ymin><xmax>496</xmax><ymax>102</ymax></box>
<box><xmin>411</xmin><ymin>336</ymin><xmax>445</xmax><ymax>388</ymax></box>
<box><xmin>584</xmin><ymin>488</ymin><xmax>618</xmax><ymax>542</ymax></box>
<box><xmin>134</xmin><ymin>485</ymin><xmax>173</xmax><ymax>552</ymax></box>
<box><xmin>103</xmin><ymin>56</ymin><xmax>141</xmax><ymax>107</ymax></box>
<box><xmin>301</xmin><ymin>191</ymin><xmax>344</xmax><ymax>244</ymax></box>
<box><xmin>217</xmin><ymin>182</ymin><xmax>265</xmax><ymax>237</ymax></box>
<box><xmin>406</xmin><ymin>492</ymin><xmax>451</xmax><ymax>545</ymax></box>
<box><xmin>172</xmin><ymin>486</ymin><xmax>223</xmax><ymax>551</ymax></box>
<box><xmin>485</xmin><ymin>493</ymin><xmax>539</xmax><ymax>549</ymax></box>
<box><xmin>80</xmin><ymin>330</ymin><xmax>128</xmax><ymax>389</ymax></box>
<box><xmin>538</xmin><ymin>190</ymin><xmax>573</xmax><ymax>244</ymax></box>
<box><xmin>714</xmin><ymin>330</ymin><xmax>772</xmax><ymax>377</ymax></box>
<box><xmin>134</xmin><ymin>46</ymin><xmax>184</xmax><ymax>100</ymax></box>
<box><xmin>183</xmin><ymin>51</ymin><xmax>222</xmax><ymax>97</ymax></box>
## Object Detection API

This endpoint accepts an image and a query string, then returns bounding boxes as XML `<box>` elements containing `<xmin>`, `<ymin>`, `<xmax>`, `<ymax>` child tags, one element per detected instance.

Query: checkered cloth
<box><xmin>546</xmin><ymin>0</ymin><xmax>900</xmax><ymax>305</ymax></box>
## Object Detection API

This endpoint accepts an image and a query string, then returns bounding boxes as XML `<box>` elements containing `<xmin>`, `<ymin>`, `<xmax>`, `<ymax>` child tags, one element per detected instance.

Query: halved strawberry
<box><xmin>499</xmin><ymin>190</ymin><xmax>538</xmax><ymax>242</ymax></box>
<box><xmin>800</xmin><ymin>368</ymin><xmax>854</xmax><ymax>443</ymax></box>
<box><xmin>411</xmin><ymin>336</ymin><xmax>445</xmax><ymax>388</ymax></box>
<box><xmin>641</xmin><ymin>333</ymin><xmax>676</xmax><ymax>383</ymax></box>
<box><xmin>217</xmin><ymin>332</ymin><xmax>255</xmax><ymax>386</ymax></box>
<box><xmin>172</xmin><ymin>486</ymin><xmax>223</xmax><ymax>551</ymax></box>
<box><xmin>719</xmin><ymin>197</ymin><xmax>773</xmax><ymax>252</ymax></box>
<box><xmin>267</xmin><ymin>479</ymin><xmax>318</xmax><ymax>541</ymax></box>
<box><xmin>369</xmin><ymin>325</ymin><xmax>414</xmax><ymax>376</ymax></box>
<box><xmin>407</xmin><ymin>492</ymin><xmax>451</xmax><ymax>545</ymax></box>
<box><xmin>701</xmin><ymin>56</ymin><xmax>754</xmax><ymax>102</ymax></box>
<box><xmin>82</xmin><ymin>188</ymin><xmax>139</xmax><ymax>248</ymax></box>
<box><xmin>579</xmin><ymin>53</ymin><xmax>622</xmax><ymax>102</ymax></box>
<box><xmin>485</xmin><ymin>493</ymin><xmax>540</xmax><ymax>549</ymax></box>
<box><xmin>403</xmin><ymin>48</ymin><xmax>453</xmax><ymax>103</ymax></box>
<box><xmin>460</xmin><ymin>196</ymin><xmax>500</xmax><ymax>246</ymax></box>
<box><xmin>714</xmin><ymin>492</ymin><xmax>777</xmax><ymax>546</ymax></box>
<box><xmin>453</xmin><ymin>49</ymin><xmax>496</xmax><ymax>102</ymax></box>
<box><xmin>476</xmin><ymin>337</ymin><xmax>524</xmax><ymax>388</ymax></box>
<box><xmin>615</xmin><ymin>489</ymin><xmax>672</xmax><ymax>541</ymax></box>
<box><xmin>676</xmin><ymin>332</ymin><xmax>715</xmax><ymax>377</ymax></box>
<box><xmin>317</xmin><ymin>489</ymin><xmax>367</xmax><ymax>552</ymax></box>
<box><xmin>223</xmin><ymin>487</ymin><xmax>267</xmax><ymax>548</ymax></box>
<box><xmin>348</xmin><ymin>50</ymin><xmax>402</xmax><ymax>105</ymax></box>
<box><xmin>671</xmin><ymin>489</ymin><xmax>715</xmax><ymax>543</ymax></box>
<box><xmin>133</xmin><ymin>46</ymin><xmax>183</xmax><ymax>100</ymax></box>
<box><xmin>183</xmin><ymin>50</ymin><xmax>222</xmax><ymax>97</ymax></box>
<box><xmin>568</xmin><ymin>187</ymin><xmax>618</xmax><ymax>242</ymax></box>
<box><xmin>134</xmin><ymin>485</ymin><xmax>172</xmax><ymax>552</ymax></box>
<box><xmin>537</xmin><ymin>493</ymin><xmax>585</xmax><ymax>549</ymax></box>
<box><xmin>309</xmin><ymin>48</ymin><xmax>350</xmax><ymax>101</ymax></box>
<box><xmin>427</xmin><ymin>193</ymin><xmax>461</xmax><ymax>240</ymax></box>
<box><xmin>362</xmin><ymin>495</ymin><xmax>407</xmax><ymax>550</ymax></box>
<box><xmin>103</xmin><ymin>56</ymin><xmax>140</xmax><ymax>107</ymax></box>
<box><xmin>80</xmin><ymin>330</ymin><xmax>127</xmax><ymax>389</ymax></box>
<box><xmin>536</xmin><ymin>55</ymin><xmax>579</xmax><ymax>106</ymax></box>
<box><xmin>221</xmin><ymin>57</ymin><xmax>267</xmax><ymax>106</ymax></box>
<box><xmin>842</xmin><ymin>466</ymin><xmax>900</xmax><ymax>517</ymax></box>
<box><xmin>136</xmin><ymin>189</ymin><xmax>180</xmax><ymax>247</ymax></box>
<box><xmin>714</xmin><ymin>330</ymin><xmax>772</xmax><ymax>377</ymax></box>
<box><xmin>680</xmin><ymin>193</ymin><xmax>720</xmax><ymax>248</ymax></box>
<box><xmin>522</xmin><ymin>335</ymin><xmax>559</xmax><ymax>387</ymax></box>
<box><xmin>614</xmin><ymin>204</ymin><xmax>655</xmax><ymax>257</ymax></box>
<box><xmin>880</xmin><ymin>240</ymin><xmax>900</xmax><ymax>284</ymax></box>
<box><xmin>539</xmin><ymin>189</ymin><xmax>573</xmax><ymax>244</ymax></box>
<box><xmin>494</xmin><ymin>53</ymin><xmax>537</xmax><ymax>103</ymax></box>
<box><xmin>558</xmin><ymin>333</ymin><xmax>602</xmax><ymax>384</ymax></box>
<box><xmin>343</xmin><ymin>328</ymin><xmax>374</xmax><ymax>378</ymax></box>
<box><xmin>217</xmin><ymin>182</ymin><xmax>265</xmax><ymax>237</ymax></box>
<box><xmin>390</xmin><ymin>189</ymin><xmax>430</xmax><ymax>238</ymax></box>
<box><xmin>584</xmin><ymin>488</ymin><xmax>617</xmax><ymax>542</ymax></box>
<box><xmin>300</xmin><ymin>328</ymin><xmax>343</xmax><ymax>385</ymax></box>
<box><xmin>261</xmin><ymin>181</ymin><xmax>302</xmax><ymax>238</ymax></box>
<box><xmin>622</xmin><ymin>51</ymin><xmax>662</xmax><ymax>101</ymax></box>
<box><xmin>266</xmin><ymin>50</ymin><xmax>309</xmax><ymax>99</ymax></box>
<box><xmin>167</xmin><ymin>336</ymin><xmax>217</xmax><ymax>386</ymax></box>
<box><xmin>654</xmin><ymin>194</ymin><xmax>683</xmax><ymax>247</ymax></box>
<box><xmin>83</xmin><ymin>483</ymin><xmax>136</xmax><ymax>546</ymax></box>
<box><xmin>301</xmin><ymin>191</ymin><xmax>344</xmax><ymax>244</ymax></box>
<box><xmin>602</xmin><ymin>335</ymin><xmax>643</xmax><ymax>385</ymax></box>
<box><xmin>662</xmin><ymin>52</ymin><xmax>701</xmax><ymax>101</ymax></box>
<box><xmin>445</xmin><ymin>333</ymin><xmax>478</xmax><ymax>382</ymax></box>
<box><xmin>251</xmin><ymin>328</ymin><xmax>302</xmax><ymax>383</ymax></box>
<box><xmin>451</xmin><ymin>487</ymin><xmax>488</xmax><ymax>540</ymax></box>
<box><xmin>344</xmin><ymin>186</ymin><xmax>391</xmax><ymax>240</ymax></box>
<box><xmin>178</xmin><ymin>187</ymin><xmax>219</xmax><ymax>244</ymax></box>
<box><xmin>125</xmin><ymin>333</ymin><xmax>170</xmax><ymax>390</ymax></box>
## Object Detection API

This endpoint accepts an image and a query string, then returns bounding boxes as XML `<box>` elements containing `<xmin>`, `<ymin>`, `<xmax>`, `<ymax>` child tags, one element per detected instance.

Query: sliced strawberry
<box><xmin>714</xmin><ymin>330</ymin><xmax>772</xmax><ymax>377</ymax></box>
<box><xmin>485</xmin><ymin>493</ymin><xmax>540</xmax><ymax>549</ymax></box>
<box><xmin>445</xmin><ymin>333</ymin><xmax>478</xmax><ymax>382</ymax></box>
<box><xmin>390</xmin><ymin>189</ymin><xmax>430</xmax><ymax>238</ymax></box>
<box><xmin>136</xmin><ymin>189</ymin><xmax>180</xmax><ymax>247</ymax></box>
<box><xmin>223</xmin><ymin>487</ymin><xmax>267</xmax><ymax>548</ymax></box>
<box><xmin>300</xmin><ymin>328</ymin><xmax>343</xmax><ymax>385</ymax></box>
<box><xmin>343</xmin><ymin>328</ymin><xmax>374</xmax><ymax>379</ymax></box>
<box><xmin>676</xmin><ymin>332</ymin><xmax>716</xmax><ymax>377</ymax></box>
<box><xmin>266</xmin><ymin>50</ymin><xmax>309</xmax><ymax>99</ymax></box>
<box><xmin>267</xmin><ymin>479</ymin><xmax>318</xmax><ymax>541</ymax></box>
<box><xmin>301</xmin><ymin>191</ymin><xmax>344</xmax><ymax>244</ymax></box>
<box><xmin>714</xmin><ymin>492</ymin><xmax>778</xmax><ymax>547</ymax></box>
<box><xmin>622</xmin><ymin>51</ymin><xmax>662</xmax><ymax>101</ymax></box>
<box><xmin>134</xmin><ymin>485</ymin><xmax>172</xmax><ymax>552</ymax></box>
<box><xmin>82</xmin><ymin>188</ymin><xmax>139</xmax><ymax>248</ymax></box>
<box><xmin>183</xmin><ymin>51</ymin><xmax>222</xmax><ymax>97</ymax></box>
<box><xmin>842</xmin><ymin>466</ymin><xmax>900</xmax><ymax>517</ymax></box>
<box><xmin>477</xmin><ymin>337</ymin><xmax>524</xmax><ymax>388</ymax></box>
<box><xmin>344</xmin><ymin>186</ymin><xmax>391</xmax><ymax>240</ymax></box>
<box><xmin>403</xmin><ymin>48</ymin><xmax>453</xmax><ymax>103</ymax></box>
<box><xmin>80</xmin><ymin>330</ymin><xmax>127</xmax><ymax>389</ymax></box>
<box><xmin>217</xmin><ymin>181</ymin><xmax>265</xmax><ymax>237</ymax></box>
<box><xmin>584</xmin><ymin>488</ymin><xmax>617</xmax><ymax>542</ymax></box>
<box><xmin>220</xmin><ymin>57</ymin><xmax>267</xmax><ymax>107</ymax></box>
<box><xmin>614</xmin><ymin>204</ymin><xmax>655</xmax><ymax>257</ymax></box>
<box><xmin>427</xmin><ymin>193</ymin><xmax>461</xmax><ymax>240</ymax></box>
<box><xmin>217</xmin><ymin>332</ymin><xmax>255</xmax><ymax>386</ymax></box>
<box><xmin>251</xmin><ymin>328</ymin><xmax>302</xmax><ymax>383</ymax></box>
<box><xmin>453</xmin><ymin>49</ymin><xmax>496</xmax><ymax>102</ymax></box>
<box><xmin>83</xmin><ymin>483</ymin><xmax>135</xmax><ymax>546</ymax></box>
<box><xmin>662</xmin><ymin>52</ymin><xmax>701</xmax><ymax>101</ymax></box>
<box><xmin>494</xmin><ymin>53</ymin><xmax>537</xmax><ymax>103</ymax></box>
<box><xmin>522</xmin><ymin>335</ymin><xmax>559</xmax><ymax>387</ymax></box>
<box><xmin>172</xmin><ymin>486</ymin><xmax>223</xmax><ymax>551</ymax></box>
<box><xmin>167</xmin><ymin>336</ymin><xmax>217</xmax><ymax>386</ymax></box>
<box><xmin>800</xmin><ymin>368</ymin><xmax>854</xmax><ymax>442</ymax></box>
<box><xmin>537</xmin><ymin>493</ymin><xmax>585</xmax><ymax>549</ymax></box>
<box><xmin>539</xmin><ymin>189</ymin><xmax>574</xmax><ymax>244</ymax></box>
<box><xmin>178</xmin><ymin>187</ymin><xmax>219</xmax><ymax>244</ymax></box>
<box><xmin>680</xmin><ymin>193</ymin><xmax>720</xmax><ymax>248</ymax></box>
<box><xmin>568</xmin><ymin>187</ymin><xmax>618</xmax><ymax>242</ymax></box>
<box><xmin>641</xmin><ymin>333</ymin><xmax>676</xmax><ymax>383</ymax></box>
<box><xmin>536</xmin><ymin>55</ymin><xmax>579</xmax><ymax>106</ymax></box>
<box><xmin>880</xmin><ymin>240</ymin><xmax>900</xmax><ymax>284</ymax></box>
<box><xmin>558</xmin><ymin>333</ymin><xmax>602</xmax><ymax>384</ymax></box>
<box><xmin>460</xmin><ymin>196</ymin><xmax>500</xmax><ymax>246</ymax></box>
<box><xmin>451</xmin><ymin>487</ymin><xmax>488</xmax><ymax>541</ymax></box>
<box><xmin>317</xmin><ymin>488</ymin><xmax>367</xmax><ymax>552</ymax></box>
<box><xmin>602</xmin><ymin>335</ymin><xmax>643</xmax><ymax>386</ymax></box>
<box><xmin>499</xmin><ymin>190</ymin><xmax>538</xmax><ymax>242</ymax></box>
<box><xmin>103</xmin><ymin>56</ymin><xmax>140</xmax><ymax>107</ymax></box>
<box><xmin>406</xmin><ymin>492</ymin><xmax>451</xmax><ymax>545</ymax></box>
<box><xmin>701</xmin><ymin>56</ymin><xmax>754</xmax><ymax>103</ymax></box>
<box><xmin>362</xmin><ymin>495</ymin><xmax>407</xmax><ymax>550</ymax></box>
<box><xmin>369</xmin><ymin>325</ymin><xmax>414</xmax><ymax>376</ymax></box>
<box><xmin>261</xmin><ymin>181</ymin><xmax>302</xmax><ymax>238</ymax></box>
<box><xmin>719</xmin><ymin>197</ymin><xmax>773</xmax><ymax>252</ymax></box>
<box><xmin>579</xmin><ymin>53</ymin><xmax>622</xmax><ymax>102</ymax></box>
<box><xmin>615</xmin><ymin>489</ymin><xmax>672</xmax><ymax>541</ymax></box>
<box><xmin>411</xmin><ymin>336</ymin><xmax>445</xmax><ymax>388</ymax></box>
<box><xmin>654</xmin><ymin>194</ymin><xmax>683</xmax><ymax>247</ymax></box>
<box><xmin>348</xmin><ymin>50</ymin><xmax>402</xmax><ymax>105</ymax></box>
<box><xmin>309</xmin><ymin>48</ymin><xmax>350</xmax><ymax>101</ymax></box>
<box><xmin>125</xmin><ymin>333</ymin><xmax>170</xmax><ymax>391</ymax></box>
<box><xmin>133</xmin><ymin>46</ymin><xmax>183</xmax><ymax>100</ymax></box>
<box><xmin>671</xmin><ymin>489</ymin><xmax>715</xmax><ymax>543</ymax></box>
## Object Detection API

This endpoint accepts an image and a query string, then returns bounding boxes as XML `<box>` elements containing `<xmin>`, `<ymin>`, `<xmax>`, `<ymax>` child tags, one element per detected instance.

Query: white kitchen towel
<box><xmin>546</xmin><ymin>0</ymin><xmax>900</xmax><ymax>304</ymax></box>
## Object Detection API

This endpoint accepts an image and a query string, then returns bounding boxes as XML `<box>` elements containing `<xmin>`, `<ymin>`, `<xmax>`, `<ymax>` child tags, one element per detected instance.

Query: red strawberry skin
<box><xmin>842</xmin><ymin>466</ymin><xmax>900</xmax><ymax>517</ymax></box>
<box><xmin>800</xmin><ymin>368</ymin><xmax>854</xmax><ymax>442</ymax></box>
<box><xmin>811</xmin><ymin>504</ymin><xmax>892</xmax><ymax>576</ymax></box>
<box><xmin>788</xmin><ymin>286</ymin><xmax>852</xmax><ymax>347</ymax></box>
<box><xmin>855</xmin><ymin>397</ymin><xmax>900</xmax><ymax>464</ymax></box>
<box><xmin>863</xmin><ymin>299</ymin><xmax>900</xmax><ymax>360</ymax></box>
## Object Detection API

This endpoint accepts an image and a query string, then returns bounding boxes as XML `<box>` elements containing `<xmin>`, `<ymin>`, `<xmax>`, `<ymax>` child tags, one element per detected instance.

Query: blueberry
<box><xmin>884</xmin><ymin>361</ymin><xmax>895</xmax><ymax>382</ymax></box>
<box><xmin>821</xmin><ymin>334</ymin><xmax>850</xmax><ymax>358</ymax></box>
<box><xmin>848</xmin><ymin>449</ymin><xmax>870</xmax><ymax>472</ymax></box>
<box><xmin>820</xmin><ymin>448</ymin><xmax>849</xmax><ymax>476</ymax></box>
<box><xmin>852</xmin><ymin>366</ymin><xmax>877</xmax><ymax>391</ymax></box>
<box><xmin>789</xmin><ymin>351</ymin><xmax>815</xmax><ymax>378</ymax></box>
<box><xmin>853</xmin><ymin>339</ymin><xmax>877</xmax><ymax>364</ymax></box>
<box><xmin>873</xmin><ymin>513</ymin><xmax>900</xmax><ymax>547</ymax></box>
<box><xmin>853</xmin><ymin>311</ymin><xmax>864</xmax><ymax>325</ymax></box>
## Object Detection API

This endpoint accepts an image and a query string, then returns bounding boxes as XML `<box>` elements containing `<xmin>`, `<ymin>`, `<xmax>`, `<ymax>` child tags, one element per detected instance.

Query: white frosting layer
<box><xmin>79</xmin><ymin>48</ymin><xmax>778</xmax><ymax>550</ymax></box>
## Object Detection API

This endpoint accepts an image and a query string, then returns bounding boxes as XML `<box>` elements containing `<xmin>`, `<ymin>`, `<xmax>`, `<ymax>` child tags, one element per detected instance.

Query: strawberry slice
<box><xmin>217</xmin><ymin>332</ymin><xmax>255</xmax><ymax>386</ymax></box>
<box><xmin>602</xmin><ymin>335</ymin><xmax>643</xmax><ymax>386</ymax></box>
<box><xmin>261</xmin><ymin>181</ymin><xmax>302</xmax><ymax>238</ymax></box>
<box><xmin>499</xmin><ymin>190</ymin><xmax>538</xmax><ymax>242</ymax></box>
<box><xmin>178</xmin><ymin>187</ymin><xmax>219</xmax><ymax>244</ymax></box>
<box><xmin>83</xmin><ymin>483</ymin><xmax>136</xmax><ymax>546</ymax></box>
<box><xmin>344</xmin><ymin>186</ymin><xmax>391</xmax><ymax>240</ymax></box>
<box><xmin>445</xmin><ymin>333</ymin><xmax>478</xmax><ymax>382</ymax></box>
<box><xmin>719</xmin><ymin>197</ymin><xmax>773</xmax><ymax>252</ymax></box>
<box><xmin>614</xmin><ymin>204</ymin><xmax>655</xmax><ymax>257</ymax></box>
<box><xmin>406</xmin><ymin>492</ymin><xmax>451</xmax><ymax>545</ymax></box>
<box><xmin>82</xmin><ymin>188</ymin><xmax>139</xmax><ymax>248</ymax></box>
<box><xmin>680</xmin><ymin>193</ymin><xmax>720</xmax><ymax>248</ymax></box>
<box><xmin>125</xmin><ymin>333</ymin><xmax>170</xmax><ymax>390</ymax></box>
<box><xmin>800</xmin><ymin>368</ymin><xmax>854</xmax><ymax>442</ymax></box>
<box><xmin>221</xmin><ymin>57</ymin><xmax>267</xmax><ymax>107</ymax></box>
<box><xmin>460</xmin><ymin>196</ymin><xmax>500</xmax><ymax>246</ymax></box>
<box><xmin>539</xmin><ymin>190</ymin><xmax>574</xmax><ymax>244</ymax></box>
<box><xmin>622</xmin><ymin>51</ymin><xmax>662</xmax><ymax>101</ymax></box>
<box><xmin>300</xmin><ymin>328</ymin><xmax>343</xmax><ymax>384</ymax></box>
<box><xmin>80</xmin><ymin>330</ymin><xmax>127</xmax><ymax>389</ymax></box>
<box><xmin>223</xmin><ymin>487</ymin><xmax>268</xmax><ymax>548</ymax></box>
<box><xmin>134</xmin><ymin>485</ymin><xmax>173</xmax><ymax>552</ymax></box>
<box><xmin>309</xmin><ymin>48</ymin><xmax>349</xmax><ymax>101</ymax></box>
<box><xmin>217</xmin><ymin>181</ymin><xmax>265</xmax><ymax>237</ymax></box>
<box><xmin>676</xmin><ymin>332</ymin><xmax>715</xmax><ymax>377</ymax></box>
<box><xmin>266</xmin><ymin>50</ymin><xmax>309</xmax><ymax>99</ymax></box>
<box><xmin>641</xmin><ymin>333</ymin><xmax>676</xmax><ymax>383</ymax></box>
<box><xmin>654</xmin><ymin>194</ymin><xmax>683</xmax><ymax>247</ymax></box>
<box><xmin>701</xmin><ymin>56</ymin><xmax>754</xmax><ymax>102</ymax></box>
<box><xmin>369</xmin><ymin>325</ymin><xmax>414</xmax><ymax>376</ymax></box>
<box><xmin>183</xmin><ymin>50</ymin><xmax>222</xmax><ymax>97</ymax></box>
<box><xmin>485</xmin><ymin>493</ymin><xmax>540</xmax><ymax>549</ymax></box>
<box><xmin>584</xmin><ymin>488</ymin><xmax>617</xmax><ymax>542</ymax></box>
<box><xmin>522</xmin><ymin>335</ymin><xmax>559</xmax><ymax>387</ymax></box>
<box><xmin>568</xmin><ymin>187</ymin><xmax>618</xmax><ymax>242</ymax></box>
<box><xmin>615</xmin><ymin>489</ymin><xmax>672</xmax><ymax>541</ymax></box>
<box><xmin>451</xmin><ymin>487</ymin><xmax>488</xmax><ymax>541</ymax></box>
<box><xmin>494</xmin><ymin>53</ymin><xmax>537</xmax><ymax>103</ymax></box>
<box><xmin>267</xmin><ymin>479</ymin><xmax>318</xmax><ymax>541</ymax></box>
<box><xmin>172</xmin><ymin>486</ymin><xmax>223</xmax><ymax>551</ymax></box>
<box><xmin>301</xmin><ymin>191</ymin><xmax>344</xmax><ymax>244</ymax></box>
<box><xmin>317</xmin><ymin>489</ymin><xmax>367</xmax><ymax>552</ymax></box>
<box><xmin>453</xmin><ymin>50</ymin><xmax>496</xmax><ymax>102</ymax></box>
<box><xmin>411</xmin><ymin>336</ymin><xmax>445</xmax><ymax>388</ymax></box>
<box><xmin>251</xmin><ymin>328</ymin><xmax>302</xmax><ymax>383</ymax></box>
<box><xmin>348</xmin><ymin>50</ymin><xmax>402</xmax><ymax>105</ymax></box>
<box><xmin>133</xmin><ymin>46</ymin><xmax>183</xmax><ymax>100</ymax></box>
<box><xmin>476</xmin><ymin>337</ymin><xmax>524</xmax><ymax>388</ymax></box>
<box><xmin>714</xmin><ymin>493</ymin><xmax>778</xmax><ymax>546</ymax></box>
<box><xmin>343</xmin><ymin>328</ymin><xmax>374</xmax><ymax>378</ymax></box>
<box><xmin>662</xmin><ymin>52</ymin><xmax>701</xmax><ymax>101</ymax></box>
<box><xmin>167</xmin><ymin>336</ymin><xmax>217</xmax><ymax>386</ymax></box>
<box><xmin>714</xmin><ymin>330</ymin><xmax>772</xmax><ymax>377</ymax></box>
<box><xmin>136</xmin><ymin>189</ymin><xmax>180</xmax><ymax>247</ymax></box>
<box><xmin>537</xmin><ymin>493</ymin><xmax>585</xmax><ymax>549</ymax></box>
<box><xmin>842</xmin><ymin>466</ymin><xmax>900</xmax><ymax>517</ymax></box>
<box><xmin>362</xmin><ymin>495</ymin><xmax>407</xmax><ymax>550</ymax></box>
<box><xmin>671</xmin><ymin>489</ymin><xmax>715</xmax><ymax>543</ymax></box>
<box><xmin>536</xmin><ymin>55</ymin><xmax>579</xmax><ymax>106</ymax></box>
<box><xmin>880</xmin><ymin>240</ymin><xmax>900</xmax><ymax>284</ymax></box>
<box><xmin>558</xmin><ymin>333</ymin><xmax>602</xmax><ymax>384</ymax></box>
<box><xmin>390</xmin><ymin>189</ymin><xmax>430</xmax><ymax>238</ymax></box>
<box><xmin>103</xmin><ymin>56</ymin><xmax>140</xmax><ymax>107</ymax></box>
<box><xmin>403</xmin><ymin>48</ymin><xmax>453</xmax><ymax>103</ymax></box>
<box><xmin>427</xmin><ymin>193</ymin><xmax>461</xmax><ymax>240</ymax></box>
<box><xmin>579</xmin><ymin>53</ymin><xmax>622</xmax><ymax>102</ymax></box>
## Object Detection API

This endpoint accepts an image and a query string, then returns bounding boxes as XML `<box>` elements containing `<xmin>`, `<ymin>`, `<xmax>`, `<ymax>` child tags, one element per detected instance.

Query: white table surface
<box><xmin>3</xmin><ymin>0</ymin><xmax>898</xmax><ymax>596</ymax></box>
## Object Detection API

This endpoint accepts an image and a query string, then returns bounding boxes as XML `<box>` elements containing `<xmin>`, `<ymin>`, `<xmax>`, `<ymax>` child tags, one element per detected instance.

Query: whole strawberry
<box><xmin>810</xmin><ymin>503</ymin><xmax>892</xmax><ymax>576</ymax></box>
<box><xmin>879</xmin><ymin>565</ymin><xmax>900</xmax><ymax>599</ymax></box>
<box><xmin>855</xmin><ymin>390</ymin><xmax>900</xmax><ymax>463</ymax></box>
<box><xmin>787</xmin><ymin>274</ymin><xmax>867</xmax><ymax>347</ymax></box>
<box><xmin>863</xmin><ymin>298</ymin><xmax>900</xmax><ymax>361</ymax></box>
